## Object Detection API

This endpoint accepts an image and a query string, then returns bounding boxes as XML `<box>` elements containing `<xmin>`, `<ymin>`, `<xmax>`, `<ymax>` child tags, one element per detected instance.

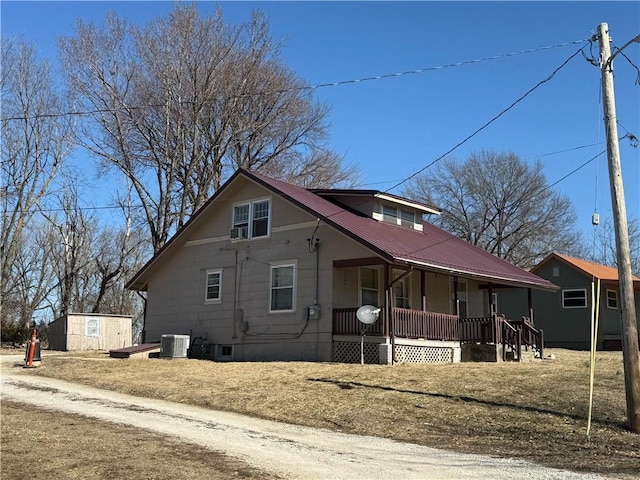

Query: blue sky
<box><xmin>2</xmin><ymin>1</ymin><xmax>639</xmax><ymax>237</ymax></box>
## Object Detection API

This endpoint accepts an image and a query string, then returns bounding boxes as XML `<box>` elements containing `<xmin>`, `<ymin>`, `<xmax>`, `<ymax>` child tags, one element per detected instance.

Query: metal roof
<box><xmin>127</xmin><ymin>169</ymin><xmax>558</xmax><ymax>291</ymax></box>
<box><xmin>534</xmin><ymin>253</ymin><xmax>640</xmax><ymax>285</ymax></box>
<box><xmin>248</xmin><ymin>170</ymin><xmax>557</xmax><ymax>290</ymax></box>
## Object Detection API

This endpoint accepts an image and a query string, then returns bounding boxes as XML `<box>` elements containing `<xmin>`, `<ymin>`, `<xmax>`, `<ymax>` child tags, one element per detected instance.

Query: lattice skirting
<box><xmin>333</xmin><ymin>341</ymin><xmax>379</xmax><ymax>364</ymax></box>
<box><xmin>332</xmin><ymin>341</ymin><xmax>453</xmax><ymax>364</ymax></box>
<box><xmin>394</xmin><ymin>344</ymin><xmax>453</xmax><ymax>364</ymax></box>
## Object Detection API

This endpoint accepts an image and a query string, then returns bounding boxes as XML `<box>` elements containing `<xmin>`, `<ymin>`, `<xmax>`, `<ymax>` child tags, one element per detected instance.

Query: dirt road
<box><xmin>1</xmin><ymin>360</ymin><xmax>610</xmax><ymax>480</ymax></box>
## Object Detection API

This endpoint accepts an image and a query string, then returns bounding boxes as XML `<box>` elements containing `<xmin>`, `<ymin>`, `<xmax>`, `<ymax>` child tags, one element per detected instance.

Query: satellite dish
<box><xmin>356</xmin><ymin>305</ymin><xmax>380</xmax><ymax>325</ymax></box>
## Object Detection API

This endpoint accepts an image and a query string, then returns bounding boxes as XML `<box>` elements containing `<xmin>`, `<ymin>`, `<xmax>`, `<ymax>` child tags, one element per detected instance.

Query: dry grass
<box><xmin>6</xmin><ymin>349</ymin><xmax>640</xmax><ymax>479</ymax></box>
<box><xmin>1</xmin><ymin>401</ymin><xmax>280</xmax><ymax>480</ymax></box>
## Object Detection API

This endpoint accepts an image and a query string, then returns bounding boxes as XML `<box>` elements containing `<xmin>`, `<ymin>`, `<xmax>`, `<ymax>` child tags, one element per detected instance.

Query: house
<box><xmin>126</xmin><ymin>169</ymin><xmax>556</xmax><ymax>364</ymax></box>
<box><xmin>498</xmin><ymin>253</ymin><xmax>640</xmax><ymax>350</ymax></box>
<box><xmin>48</xmin><ymin>313</ymin><xmax>133</xmax><ymax>351</ymax></box>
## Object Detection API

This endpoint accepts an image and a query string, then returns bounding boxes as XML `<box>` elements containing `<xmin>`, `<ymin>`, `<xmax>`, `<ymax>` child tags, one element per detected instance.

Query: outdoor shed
<box><xmin>48</xmin><ymin>313</ymin><xmax>133</xmax><ymax>351</ymax></box>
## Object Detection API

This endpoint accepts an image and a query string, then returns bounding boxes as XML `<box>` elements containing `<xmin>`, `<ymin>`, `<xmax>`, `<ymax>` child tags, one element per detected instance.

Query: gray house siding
<box><xmin>143</xmin><ymin>175</ymin><xmax>374</xmax><ymax>361</ymax></box>
<box><xmin>499</xmin><ymin>257</ymin><xmax>639</xmax><ymax>350</ymax></box>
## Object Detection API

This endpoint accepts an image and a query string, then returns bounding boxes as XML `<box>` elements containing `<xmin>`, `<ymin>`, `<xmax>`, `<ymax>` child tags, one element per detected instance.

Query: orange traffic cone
<box><xmin>24</xmin><ymin>329</ymin><xmax>40</xmax><ymax>368</ymax></box>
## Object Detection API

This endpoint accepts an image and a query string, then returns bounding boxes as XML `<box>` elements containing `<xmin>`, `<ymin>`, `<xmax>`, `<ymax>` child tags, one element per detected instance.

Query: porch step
<box><xmin>504</xmin><ymin>348</ymin><xmax>539</xmax><ymax>362</ymax></box>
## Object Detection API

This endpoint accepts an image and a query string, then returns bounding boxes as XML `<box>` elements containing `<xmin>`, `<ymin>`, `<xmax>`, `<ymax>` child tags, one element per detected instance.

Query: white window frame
<box><xmin>232</xmin><ymin>197</ymin><xmax>271</xmax><ymax>240</ymax></box>
<box><xmin>606</xmin><ymin>289</ymin><xmax>618</xmax><ymax>309</ymax></box>
<box><xmin>85</xmin><ymin>317</ymin><xmax>99</xmax><ymax>337</ymax></box>
<box><xmin>269</xmin><ymin>261</ymin><xmax>296</xmax><ymax>313</ymax></box>
<box><xmin>359</xmin><ymin>266</ymin><xmax>381</xmax><ymax>306</ymax></box>
<box><xmin>205</xmin><ymin>269</ymin><xmax>223</xmax><ymax>303</ymax></box>
<box><xmin>562</xmin><ymin>288</ymin><xmax>587</xmax><ymax>309</ymax></box>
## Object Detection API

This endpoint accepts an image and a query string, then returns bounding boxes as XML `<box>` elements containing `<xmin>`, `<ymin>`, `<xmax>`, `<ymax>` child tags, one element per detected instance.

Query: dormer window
<box><xmin>382</xmin><ymin>205</ymin><xmax>398</xmax><ymax>222</ymax></box>
<box><xmin>399</xmin><ymin>209</ymin><xmax>415</xmax><ymax>226</ymax></box>
<box><xmin>382</xmin><ymin>204</ymin><xmax>416</xmax><ymax>227</ymax></box>
<box><xmin>232</xmin><ymin>198</ymin><xmax>270</xmax><ymax>239</ymax></box>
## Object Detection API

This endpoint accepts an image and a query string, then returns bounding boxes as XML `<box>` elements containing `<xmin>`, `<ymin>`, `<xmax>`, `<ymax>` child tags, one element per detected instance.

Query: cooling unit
<box><xmin>160</xmin><ymin>334</ymin><xmax>190</xmax><ymax>358</ymax></box>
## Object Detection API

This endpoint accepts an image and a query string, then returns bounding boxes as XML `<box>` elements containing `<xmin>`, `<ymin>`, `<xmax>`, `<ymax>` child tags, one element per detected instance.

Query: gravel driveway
<box><xmin>1</xmin><ymin>358</ymin><xmax>610</xmax><ymax>480</ymax></box>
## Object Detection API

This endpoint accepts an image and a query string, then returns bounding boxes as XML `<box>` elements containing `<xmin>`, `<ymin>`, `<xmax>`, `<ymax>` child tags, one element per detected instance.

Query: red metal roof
<box><xmin>247</xmin><ymin>170</ymin><xmax>557</xmax><ymax>290</ymax></box>
<box><xmin>127</xmin><ymin>169</ymin><xmax>557</xmax><ymax>291</ymax></box>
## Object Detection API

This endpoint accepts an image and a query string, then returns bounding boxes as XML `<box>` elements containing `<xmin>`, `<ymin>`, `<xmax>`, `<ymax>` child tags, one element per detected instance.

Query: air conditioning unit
<box><xmin>230</xmin><ymin>226</ymin><xmax>248</xmax><ymax>239</ymax></box>
<box><xmin>160</xmin><ymin>334</ymin><xmax>190</xmax><ymax>358</ymax></box>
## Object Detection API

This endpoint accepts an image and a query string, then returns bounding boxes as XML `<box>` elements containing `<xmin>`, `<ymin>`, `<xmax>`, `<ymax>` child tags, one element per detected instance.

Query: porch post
<box><xmin>527</xmin><ymin>288</ymin><xmax>534</xmax><ymax>324</ymax></box>
<box><xmin>453</xmin><ymin>276</ymin><xmax>460</xmax><ymax>317</ymax></box>
<box><xmin>421</xmin><ymin>270</ymin><xmax>427</xmax><ymax>311</ymax></box>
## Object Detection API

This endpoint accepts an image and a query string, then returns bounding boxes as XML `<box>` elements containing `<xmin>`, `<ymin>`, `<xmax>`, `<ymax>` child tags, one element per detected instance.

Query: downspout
<box><xmin>136</xmin><ymin>291</ymin><xmax>147</xmax><ymax>344</ymax></box>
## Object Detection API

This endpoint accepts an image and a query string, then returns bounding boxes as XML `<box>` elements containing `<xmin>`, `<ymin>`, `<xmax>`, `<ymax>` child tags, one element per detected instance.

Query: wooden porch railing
<box><xmin>332</xmin><ymin>307</ymin><xmax>384</xmax><ymax>336</ymax></box>
<box><xmin>459</xmin><ymin>316</ymin><xmax>503</xmax><ymax>344</ymax></box>
<box><xmin>332</xmin><ymin>308</ymin><xmax>544</xmax><ymax>359</ymax></box>
<box><xmin>391</xmin><ymin>307</ymin><xmax>459</xmax><ymax>341</ymax></box>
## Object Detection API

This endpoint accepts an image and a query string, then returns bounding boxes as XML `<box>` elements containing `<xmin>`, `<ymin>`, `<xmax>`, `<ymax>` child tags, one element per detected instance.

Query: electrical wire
<box><xmin>386</xmin><ymin>46</ymin><xmax>588</xmax><ymax>192</ymax></box>
<box><xmin>0</xmin><ymin>38</ymin><xmax>590</xmax><ymax>123</ymax></box>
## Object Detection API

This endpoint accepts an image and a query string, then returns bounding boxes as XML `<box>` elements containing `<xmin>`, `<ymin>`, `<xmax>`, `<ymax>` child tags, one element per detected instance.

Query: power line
<box><xmin>386</xmin><ymin>45</ymin><xmax>589</xmax><ymax>192</ymax></box>
<box><xmin>0</xmin><ymin>38</ymin><xmax>590</xmax><ymax>123</ymax></box>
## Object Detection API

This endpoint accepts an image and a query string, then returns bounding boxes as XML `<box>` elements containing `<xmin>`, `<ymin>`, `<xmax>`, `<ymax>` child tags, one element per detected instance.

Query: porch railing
<box><xmin>332</xmin><ymin>308</ymin><xmax>544</xmax><ymax>358</ymax></box>
<box><xmin>459</xmin><ymin>316</ymin><xmax>503</xmax><ymax>344</ymax></box>
<box><xmin>391</xmin><ymin>307</ymin><xmax>459</xmax><ymax>341</ymax></box>
<box><xmin>332</xmin><ymin>307</ymin><xmax>385</xmax><ymax>336</ymax></box>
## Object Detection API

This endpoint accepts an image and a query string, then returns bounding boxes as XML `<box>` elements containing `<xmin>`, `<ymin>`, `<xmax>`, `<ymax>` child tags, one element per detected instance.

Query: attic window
<box><xmin>232</xmin><ymin>199</ymin><xmax>270</xmax><ymax>239</ymax></box>
<box><xmin>382</xmin><ymin>205</ymin><xmax>416</xmax><ymax>227</ymax></box>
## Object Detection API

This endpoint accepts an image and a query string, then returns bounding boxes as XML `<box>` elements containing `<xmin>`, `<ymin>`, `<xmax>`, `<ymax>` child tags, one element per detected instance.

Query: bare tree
<box><xmin>403</xmin><ymin>150</ymin><xmax>582</xmax><ymax>268</ymax></box>
<box><xmin>0</xmin><ymin>38</ymin><xmax>72</xmax><ymax>327</ymax></box>
<box><xmin>586</xmin><ymin>216</ymin><xmax>640</xmax><ymax>275</ymax></box>
<box><xmin>59</xmin><ymin>5</ymin><xmax>358</xmax><ymax>252</ymax></box>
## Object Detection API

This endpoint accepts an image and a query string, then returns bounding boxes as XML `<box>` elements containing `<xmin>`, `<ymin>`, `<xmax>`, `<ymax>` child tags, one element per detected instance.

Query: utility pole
<box><xmin>598</xmin><ymin>22</ymin><xmax>640</xmax><ymax>433</ymax></box>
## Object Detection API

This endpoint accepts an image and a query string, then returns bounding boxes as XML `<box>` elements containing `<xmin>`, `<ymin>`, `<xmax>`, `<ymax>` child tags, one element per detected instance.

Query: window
<box><xmin>360</xmin><ymin>267</ymin><xmax>379</xmax><ymax>306</ymax></box>
<box><xmin>252</xmin><ymin>200</ymin><xmax>269</xmax><ymax>237</ymax></box>
<box><xmin>205</xmin><ymin>269</ymin><xmax>222</xmax><ymax>302</ymax></box>
<box><xmin>233</xmin><ymin>199</ymin><xmax>270</xmax><ymax>239</ymax></box>
<box><xmin>456</xmin><ymin>280</ymin><xmax>468</xmax><ymax>318</ymax></box>
<box><xmin>382</xmin><ymin>205</ymin><xmax>398</xmax><ymax>222</ymax></box>
<box><xmin>400</xmin><ymin>209</ymin><xmax>415</xmax><ymax>226</ymax></box>
<box><xmin>85</xmin><ymin>317</ymin><xmax>99</xmax><ymax>337</ymax></box>
<box><xmin>562</xmin><ymin>289</ymin><xmax>587</xmax><ymax>308</ymax></box>
<box><xmin>270</xmin><ymin>262</ymin><xmax>296</xmax><ymax>312</ymax></box>
<box><xmin>394</xmin><ymin>276</ymin><xmax>410</xmax><ymax>308</ymax></box>
<box><xmin>606</xmin><ymin>289</ymin><xmax>618</xmax><ymax>309</ymax></box>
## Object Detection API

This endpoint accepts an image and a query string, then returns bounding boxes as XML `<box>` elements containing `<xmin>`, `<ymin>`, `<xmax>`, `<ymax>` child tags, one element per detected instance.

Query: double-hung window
<box><xmin>205</xmin><ymin>269</ymin><xmax>222</xmax><ymax>303</ymax></box>
<box><xmin>562</xmin><ymin>289</ymin><xmax>587</xmax><ymax>308</ymax></box>
<box><xmin>270</xmin><ymin>262</ymin><xmax>296</xmax><ymax>312</ymax></box>
<box><xmin>233</xmin><ymin>199</ymin><xmax>270</xmax><ymax>239</ymax></box>
<box><xmin>360</xmin><ymin>267</ymin><xmax>379</xmax><ymax>306</ymax></box>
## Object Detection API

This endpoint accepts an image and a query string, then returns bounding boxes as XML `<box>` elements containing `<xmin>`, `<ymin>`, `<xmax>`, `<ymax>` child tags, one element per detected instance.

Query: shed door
<box><xmin>105</xmin><ymin>320</ymin><xmax>121</xmax><ymax>349</ymax></box>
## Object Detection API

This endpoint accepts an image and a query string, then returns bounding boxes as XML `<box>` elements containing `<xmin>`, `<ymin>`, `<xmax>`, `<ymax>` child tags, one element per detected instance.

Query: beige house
<box><xmin>126</xmin><ymin>169</ymin><xmax>555</xmax><ymax>364</ymax></box>
<box><xmin>48</xmin><ymin>313</ymin><xmax>132</xmax><ymax>351</ymax></box>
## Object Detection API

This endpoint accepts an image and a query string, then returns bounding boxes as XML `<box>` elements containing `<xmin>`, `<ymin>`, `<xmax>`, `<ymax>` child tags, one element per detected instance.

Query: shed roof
<box><xmin>127</xmin><ymin>169</ymin><xmax>557</xmax><ymax>291</ymax></box>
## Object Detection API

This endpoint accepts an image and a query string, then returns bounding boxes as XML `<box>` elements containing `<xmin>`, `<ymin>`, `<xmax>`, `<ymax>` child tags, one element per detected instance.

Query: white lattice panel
<box><xmin>394</xmin><ymin>345</ymin><xmax>453</xmax><ymax>364</ymax></box>
<box><xmin>332</xmin><ymin>342</ymin><xmax>378</xmax><ymax>364</ymax></box>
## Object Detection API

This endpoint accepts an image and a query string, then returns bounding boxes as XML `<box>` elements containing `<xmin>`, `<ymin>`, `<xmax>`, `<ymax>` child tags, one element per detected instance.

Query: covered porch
<box><xmin>332</xmin><ymin>307</ymin><xmax>544</xmax><ymax>364</ymax></box>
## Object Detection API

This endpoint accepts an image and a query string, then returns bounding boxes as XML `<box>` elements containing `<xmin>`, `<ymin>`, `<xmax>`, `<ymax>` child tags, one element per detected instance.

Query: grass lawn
<box><xmin>3</xmin><ymin>348</ymin><xmax>639</xmax><ymax>479</ymax></box>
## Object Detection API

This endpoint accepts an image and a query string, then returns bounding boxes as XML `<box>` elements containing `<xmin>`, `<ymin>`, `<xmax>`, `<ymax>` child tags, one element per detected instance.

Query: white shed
<box><xmin>48</xmin><ymin>313</ymin><xmax>132</xmax><ymax>351</ymax></box>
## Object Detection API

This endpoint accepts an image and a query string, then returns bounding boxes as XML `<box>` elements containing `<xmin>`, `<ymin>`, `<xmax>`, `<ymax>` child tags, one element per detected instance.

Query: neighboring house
<box><xmin>498</xmin><ymin>253</ymin><xmax>640</xmax><ymax>350</ymax></box>
<box><xmin>126</xmin><ymin>169</ymin><xmax>556</xmax><ymax>364</ymax></box>
<box><xmin>48</xmin><ymin>313</ymin><xmax>133</xmax><ymax>351</ymax></box>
